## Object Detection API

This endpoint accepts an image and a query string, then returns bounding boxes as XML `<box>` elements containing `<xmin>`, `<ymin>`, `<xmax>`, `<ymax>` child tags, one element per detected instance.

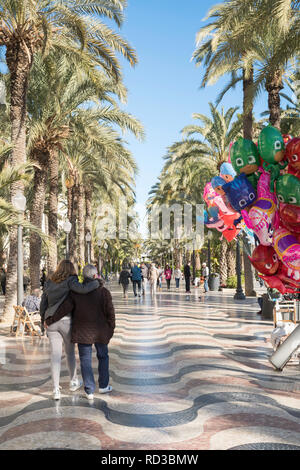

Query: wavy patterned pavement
<box><xmin>1</xmin><ymin>284</ymin><xmax>300</xmax><ymax>450</ymax></box>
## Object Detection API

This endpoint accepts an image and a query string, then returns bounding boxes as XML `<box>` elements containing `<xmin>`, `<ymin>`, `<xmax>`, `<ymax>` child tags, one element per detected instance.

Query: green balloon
<box><xmin>276</xmin><ymin>174</ymin><xmax>300</xmax><ymax>205</ymax></box>
<box><xmin>231</xmin><ymin>138</ymin><xmax>261</xmax><ymax>175</ymax></box>
<box><xmin>258</xmin><ymin>125</ymin><xmax>285</xmax><ymax>164</ymax></box>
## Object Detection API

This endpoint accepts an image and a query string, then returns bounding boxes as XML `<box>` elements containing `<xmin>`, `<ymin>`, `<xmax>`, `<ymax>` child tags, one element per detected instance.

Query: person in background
<box><xmin>22</xmin><ymin>288</ymin><xmax>41</xmax><ymax>313</ymax></box>
<box><xmin>184</xmin><ymin>262</ymin><xmax>191</xmax><ymax>294</ymax></box>
<box><xmin>157</xmin><ymin>265</ymin><xmax>163</xmax><ymax>291</ymax></box>
<box><xmin>119</xmin><ymin>266</ymin><xmax>131</xmax><ymax>298</ymax></box>
<box><xmin>131</xmin><ymin>263</ymin><xmax>142</xmax><ymax>297</ymax></box>
<box><xmin>40</xmin><ymin>267</ymin><xmax>47</xmax><ymax>289</ymax></box>
<box><xmin>148</xmin><ymin>263</ymin><xmax>158</xmax><ymax>296</ymax></box>
<box><xmin>140</xmin><ymin>262</ymin><xmax>148</xmax><ymax>296</ymax></box>
<box><xmin>164</xmin><ymin>265</ymin><xmax>172</xmax><ymax>290</ymax></box>
<box><xmin>0</xmin><ymin>267</ymin><xmax>6</xmax><ymax>295</ymax></box>
<box><xmin>23</xmin><ymin>273</ymin><xmax>30</xmax><ymax>293</ymax></box>
<box><xmin>174</xmin><ymin>265</ymin><xmax>182</xmax><ymax>289</ymax></box>
<box><xmin>45</xmin><ymin>264</ymin><xmax>115</xmax><ymax>401</ymax></box>
<box><xmin>202</xmin><ymin>262</ymin><xmax>209</xmax><ymax>294</ymax></box>
<box><xmin>40</xmin><ymin>259</ymin><xmax>100</xmax><ymax>400</ymax></box>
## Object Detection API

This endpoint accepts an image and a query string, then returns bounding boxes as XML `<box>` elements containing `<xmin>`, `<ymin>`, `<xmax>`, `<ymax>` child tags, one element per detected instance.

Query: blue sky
<box><xmin>116</xmin><ymin>0</ymin><xmax>275</xmax><ymax>234</ymax></box>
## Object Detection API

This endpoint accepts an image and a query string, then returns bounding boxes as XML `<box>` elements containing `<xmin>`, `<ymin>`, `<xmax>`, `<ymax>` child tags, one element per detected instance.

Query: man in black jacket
<box><xmin>184</xmin><ymin>262</ymin><xmax>191</xmax><ymax>293</ymax></box>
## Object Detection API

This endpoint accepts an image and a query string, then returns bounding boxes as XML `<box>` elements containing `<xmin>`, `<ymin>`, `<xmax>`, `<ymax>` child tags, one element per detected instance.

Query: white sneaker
<box><xmin>85</xmin><ymin>392</ymin><xmax>94</xmax><ymax>400</ymax></box>
<box><xmin>53</xmin><ymin>388</ymin><xmax>61</xmax><ymax>400</ymax></box>
<box><xmin>69</xmin><ymin>379</ymin><xmax>82</xmax><ymax>392</ymax></box>
<box><xmin>99</xmin><ymin>385</ymin><xmax>113</xmax><ymax>394</ymax></box>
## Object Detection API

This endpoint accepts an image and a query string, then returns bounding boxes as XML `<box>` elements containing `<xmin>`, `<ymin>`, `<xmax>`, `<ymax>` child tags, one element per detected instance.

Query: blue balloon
<box><xmin>222</xmin><ymin>173</ymin><xmax>257</xmax><ymax>212</ymax></box>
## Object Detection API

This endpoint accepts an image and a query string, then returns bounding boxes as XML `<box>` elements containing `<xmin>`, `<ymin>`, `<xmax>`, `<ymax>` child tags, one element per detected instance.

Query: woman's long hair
<box><xmin>51</xmin><ymin>260</ymin><xmax>77</xmax><ymax>284</ymax></box>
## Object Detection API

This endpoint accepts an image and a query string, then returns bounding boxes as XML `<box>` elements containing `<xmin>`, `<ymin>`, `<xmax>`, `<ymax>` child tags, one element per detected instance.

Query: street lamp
<box><xmin>12</xmin><ymin>191</ymin><xmax>26</xmax><ymax>306</ymax></box>
<box><xmin>63</xmin><ymin>219</ymin><xmax>72</xmax><ymax>260</ymax></box>
<box><xmin>234</xmin><ymin>235</ymin><xmax>246</xmax><ymax>300</ymax></box>
<box><xmin>85</xmin><ymin>231</ymin><xmax>92</xmax><ymax>264</ymax></box>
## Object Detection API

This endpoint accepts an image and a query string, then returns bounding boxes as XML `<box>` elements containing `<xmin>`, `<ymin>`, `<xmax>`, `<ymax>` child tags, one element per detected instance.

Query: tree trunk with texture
<box><xmin>243</xmin><ymin>67</ymin><xmax>254</xmax><ymax>140</ymax></box>
<box><xmin>2</xmin><ymin>42</ymin><xmax>31</xmax><ymax>324</ymax></box>
<box><xmin>29</xmin><ymin>154</ymin><xmax>48</xmax><ymax>291</ymax></box>
<box><xmin>266</xmin><ymin>70</ymin><xmax>284</xmax><ymax>130</ymax></box>
<box><xmin>85</xmin><ymin>187</ymin><xmax>94</xmax><ymax>263</ymax></box>
<box><xmin>69</xmin><ymin>182</ymin><xmax>79</xmax><ymax>269</ymax></box>
<box><xmin>242</xmin><ymin>65</ymin><xmax>256</xmax><ymax>296</ymax></box>
<box><xmin>78</xmin><ymin>184</ymin><xmax>85</xmax><ymax>266</ymax></box>
<box><xmin>219</xmin><ymin>238</ymin><xmax>228</xmax><ymax>286</ymax></box>
<box><xmin>226</xmin><ymin>241</ymin><xmax>236</xmax><ymax>279</ymax></box>
<box><xmin>47</xmin><ymin>150</ymin><xmax>59</xmax><ymax>276</ymax></box>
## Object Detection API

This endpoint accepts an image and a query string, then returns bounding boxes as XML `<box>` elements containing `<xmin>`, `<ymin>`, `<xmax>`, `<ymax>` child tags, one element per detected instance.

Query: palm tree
<box><xmin>1</xmin><ymin>0</ymin><xmax>138</xmax><ymax>322</ymax></box>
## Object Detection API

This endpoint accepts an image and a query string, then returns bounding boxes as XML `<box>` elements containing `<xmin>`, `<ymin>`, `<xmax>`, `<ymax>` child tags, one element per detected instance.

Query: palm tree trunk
<box><xmin>85</xmin><ymin>187</ymin><xmax>94</xmax><ymax>262</ymax></box>
<box><xmin>226</xmin><ymin>241</ymin><xmax>236</xmax><ymax>278</ymax></box>
<box><xmin>29</xmin><ymin>156</ymin><xmax>48</xmax><ymax>290</ymax></box>
<box><xmin>78</xmin><ymin>184</ymin><xmax>85</xmax><ymax>265</ymax></box>
<box><xmin>219</xmin><ymin>238</ymin><xmax>228</xmax><ymax>286</ymax></box>
<box><xmin>266</xmin><ymin>70</ymin><xmax>284</xmax><ymax>129</ymax></box>
<box><xmin>69</xmin><ymin>181</ymin><xmax>79</xmax><ymax>268</ymax></box>
<box><xmin>47</xmin><ymin>150</ymin><xmax>59</xmax><ymax>275</ymax></box>
<box><xmin>243</xmin><ymin>67</ymin><xmax>254</xmax><ymax>140</ymax></box>
<box><xmin>242</xmin><ymin>65</ymin><xmax>256</xmax><ymax>296</ymax></box>
<box><xmin>2</xmin><ymin>43</ymin><xmax>31</xmax><ymax>324</ymax></box>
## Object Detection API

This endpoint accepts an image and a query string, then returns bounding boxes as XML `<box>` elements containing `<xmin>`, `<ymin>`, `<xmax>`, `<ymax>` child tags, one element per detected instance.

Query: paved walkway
<box><xmin>1</xmin><ymin>283</ymin><xmax>300</xmax><ymax>450</ymax></box>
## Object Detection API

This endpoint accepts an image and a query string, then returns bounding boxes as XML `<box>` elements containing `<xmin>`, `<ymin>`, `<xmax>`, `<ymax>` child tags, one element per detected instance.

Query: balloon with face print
<box><xmin>276</xmin><ymin>174</ymin><xmax>300</xmax><ymax>234</ymax></box>
<box><xmin>258</xmin><ymin>125</ymin><xmax>287</xmax><ymax>192</ymax></box>
<box><xmin>285</xmin><ymin>137</ymin><xmax>300</xmax><ymax>178</ymax></box>
<box><xmin>249</xmin><ymin>244</ymin><xmax>300</xmax><ymax>294</ymax></box>
<box><xmin>249</xmin><ymin>244</ymin><xmax>279</xmax><ymax>275</ymax></box>
<box><xmin>219</xmin><ymin>162</ymin><xmax>236</xmax><ymax>183</ymax></box>
<box><xmin>273</xmin><ymin>227</ymin><xmax>300</xmax><ymax>276</ymax></box>
<box><xmin>231</xmin><ymin>138</ymin><xmax>261</xmax><ymax>190</ymax></box>
<box><xmin>222</xmin><ymin>173</ymin><xmax>257</xmax><ymax>212</ymax></box>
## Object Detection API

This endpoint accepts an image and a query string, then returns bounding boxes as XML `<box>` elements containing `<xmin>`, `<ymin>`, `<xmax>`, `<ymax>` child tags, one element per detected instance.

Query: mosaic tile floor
<box><xmin>1</xmin><ymin>284</ymin><xmax>300</xmax><ymax>450</ymax></box>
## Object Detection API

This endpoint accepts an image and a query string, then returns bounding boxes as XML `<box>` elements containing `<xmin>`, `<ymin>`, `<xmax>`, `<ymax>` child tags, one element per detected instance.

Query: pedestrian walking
<box><xmin>45</xmin><ymin>264</ymin><xmax>115</xmax><ymax>401</ymax></box>
<box><xmin>140</xmin><ymin>262</ymin><xmax>148</xmax><ymax>296</ymax></box>
<box><xmin>164</xmin><ymin>265</ymin><xmax>172</xmax><ymax>290</ymax></box>
<box><xmin>174</xmin><ymin>265</ymin><xmax>181</xmax><ymax>289</ymax></box>
<box><xmin>40</xmin><ymin>259</ymin><xmax>100</xmax><ymax>400</ymax></box>
<box><xmin>131</xmin><ymin>263</ymin><xmax>142</xmax><ymax>297</ymax></box>
<box><xmin>119</xmin><ymin>266</ymin><xmax>131</xmax><ymax>298</ymax></box>
<box><xmin>184</xmin><ymin>262</ymin><xmax>191</xmax><ymax>293</ymax></box>
<box><xmin>156</xmin><ymin>265</ymin><xmax>163</xmax><ymax>290</ymax></box>
<box><xmin>202</xmin><ymin>262</ymin><xmax>209</xmax><ymax>294</ymax></box>
<box><xmin>148</xmin><ymin>263</ymin><xmax>158</xmax><ymax>296</ymax></box>
<box><xmin>40</xmin><ymin>267</ymin><xmax>47</xmax><ymax>289</ymax></box>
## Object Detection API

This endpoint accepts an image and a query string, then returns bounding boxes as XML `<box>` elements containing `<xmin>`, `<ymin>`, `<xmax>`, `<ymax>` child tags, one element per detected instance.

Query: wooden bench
<box><xmin>273</xmin><ymin>299</ymin><xmax>299</xmax><ymax>327</ymax></box>
<box><xmin>11</xmin><ymin>306</ymin><xmax>42</xmax><ymax>338</ymax></box>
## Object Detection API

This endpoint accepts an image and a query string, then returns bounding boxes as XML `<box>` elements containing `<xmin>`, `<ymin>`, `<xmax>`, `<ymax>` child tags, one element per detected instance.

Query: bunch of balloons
<box><xmin>202</xmin><ymin>125</ymin><xmax>300</xmax><ymax>294</ymax></box>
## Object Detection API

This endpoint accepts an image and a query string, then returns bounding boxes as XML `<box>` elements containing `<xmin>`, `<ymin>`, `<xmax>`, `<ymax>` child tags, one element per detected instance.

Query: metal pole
<box><xmin>98</xmin><ymin>247</ymin><xmax>101</xmax><ymax>275</ymax></box>
<box><xmin>17</xmin><ymin>224</ymin><xmax>23</xmax><ymax>306</ymax></box>
<box><xmin>234</xmin><ymin>236</ymin><xmax>246</xmax><ymax>300</ymax></box>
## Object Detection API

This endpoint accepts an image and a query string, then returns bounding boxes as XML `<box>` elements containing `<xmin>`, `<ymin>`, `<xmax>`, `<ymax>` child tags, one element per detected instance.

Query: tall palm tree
<box><xmin>0</xmin><ymin>0</ymin><xmax>138</xmax><ymax>323</ymax></box>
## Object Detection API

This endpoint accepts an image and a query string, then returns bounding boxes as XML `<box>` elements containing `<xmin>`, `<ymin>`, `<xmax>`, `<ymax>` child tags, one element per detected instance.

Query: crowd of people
<box><xmin>118</xmin><ymin>261</ymin><xmax>210</xmax><ymax>298</ymax></box>
<box><xmin>3</xmin><ymin>257</ymin><xmax>210</xmax><ymax>403</ymax></box>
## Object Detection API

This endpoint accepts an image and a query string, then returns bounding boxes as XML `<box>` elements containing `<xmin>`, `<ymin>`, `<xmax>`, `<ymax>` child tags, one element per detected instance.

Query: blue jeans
<box><xmin>175</xmin><ymin>278</ymin><xmax>180</xmax><ymax>288</ymax></box>
<box><xmin>204</xmin><ymin>278</ymin><xmax>209</xmax><ymax>292</ymax></box>
<box><xmin>77</xmin><ymin>343</ymin><xmax>109</xmax><ymax>394</ymax></box>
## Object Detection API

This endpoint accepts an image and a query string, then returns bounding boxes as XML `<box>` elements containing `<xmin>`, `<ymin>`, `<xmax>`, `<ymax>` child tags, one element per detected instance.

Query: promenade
<box><xmin>1</xmin><ymin>283</ymin><xmax>300</xmax><ymax>450</ymax></box>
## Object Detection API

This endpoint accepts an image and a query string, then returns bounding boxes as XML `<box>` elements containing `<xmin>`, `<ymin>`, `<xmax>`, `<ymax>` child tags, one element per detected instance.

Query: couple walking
<box><xmin>40</xmin><ymin>260</ymin><xmax>115</xmax><ymax>401</ymax></box>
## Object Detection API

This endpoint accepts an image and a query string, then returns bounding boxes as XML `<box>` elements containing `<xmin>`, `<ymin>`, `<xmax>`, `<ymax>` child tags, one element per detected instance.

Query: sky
<box><xmin>115</xmin><ymin>0</ymin><xmax>274</xmax><ymax>236</ymax></box>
